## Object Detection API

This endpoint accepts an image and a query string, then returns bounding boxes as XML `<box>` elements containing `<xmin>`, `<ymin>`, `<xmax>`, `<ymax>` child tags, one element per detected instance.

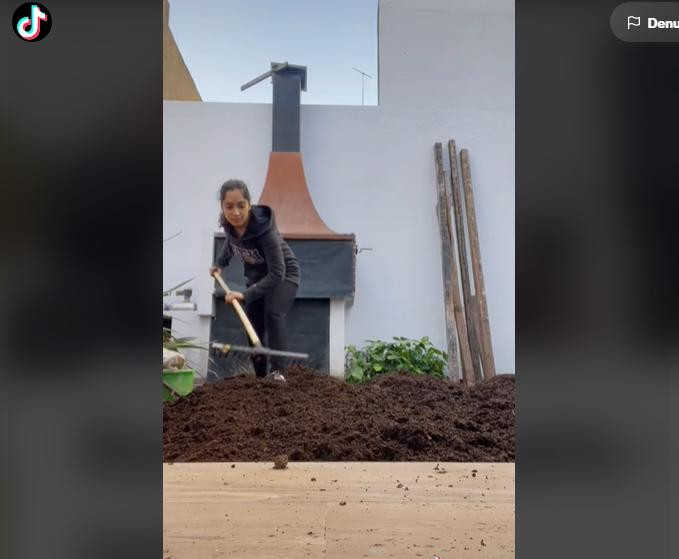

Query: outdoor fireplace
<box><xmin>210</xmin><ymin>63</ymin><xmax>356</xmax><ymax>378</ymax></box>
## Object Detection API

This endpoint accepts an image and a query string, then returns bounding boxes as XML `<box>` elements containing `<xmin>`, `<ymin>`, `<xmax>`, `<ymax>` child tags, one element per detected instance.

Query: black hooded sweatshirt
<box><xmin>215</xmin><ymin>205</ymin><xmax>300</xmax><ymax>304</ymax></box>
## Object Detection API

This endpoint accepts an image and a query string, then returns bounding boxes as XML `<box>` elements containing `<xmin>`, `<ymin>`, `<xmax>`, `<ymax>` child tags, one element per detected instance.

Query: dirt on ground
<box><xmin>163</xmin><ymin>366</ymin><xmax>515</xmax><ymax>462</ymax></box>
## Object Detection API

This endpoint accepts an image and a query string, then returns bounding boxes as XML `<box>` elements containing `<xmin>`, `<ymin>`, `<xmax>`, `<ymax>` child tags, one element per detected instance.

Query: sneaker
<box><xmin>265</xmin><ymin>371</ymin><xmax>286</xmax><ymax>382</ymax></box>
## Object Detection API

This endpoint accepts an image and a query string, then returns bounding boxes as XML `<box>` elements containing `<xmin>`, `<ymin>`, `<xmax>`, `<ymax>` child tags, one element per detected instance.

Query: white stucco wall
<box><xmin>378</xmin><ymin>0</ymin><xmax>515</xmax><ymax>111</ymax></box>
<box><xmin>163</xmin><ymin>0</ymin><xmax>514</xmax><ymax>375</ymax></box>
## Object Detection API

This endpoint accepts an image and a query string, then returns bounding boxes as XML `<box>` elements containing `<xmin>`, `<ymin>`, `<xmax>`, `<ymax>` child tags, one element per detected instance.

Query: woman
<box><xmin>210</xmin><ymin>179</ymin><xmax>301</xmax><ymax>381</ymax></box>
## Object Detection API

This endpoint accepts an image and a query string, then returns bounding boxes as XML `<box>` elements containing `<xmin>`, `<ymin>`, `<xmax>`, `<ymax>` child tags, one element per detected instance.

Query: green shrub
<box><xmin>345</xmin><ymin>336</ymin><xmax>447</xmax><ymax>383</ymax></box>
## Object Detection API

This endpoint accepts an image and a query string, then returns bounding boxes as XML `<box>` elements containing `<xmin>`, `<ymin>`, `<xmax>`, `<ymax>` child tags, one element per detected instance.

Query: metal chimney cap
<box><xmin>241</xmin><ymin>62</ymin><xmax>307</xmax><ymax>92</ymax></box>
<box><xmin>271</xmin><ymin>62</ymin><xmax>307</xmax><ymax>91</ymax></box>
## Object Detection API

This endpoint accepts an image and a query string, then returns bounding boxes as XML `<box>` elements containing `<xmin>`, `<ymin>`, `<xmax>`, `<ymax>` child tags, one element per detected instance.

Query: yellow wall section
<box><xmin>163</xmin><ymin>0</ymin><xmax>201</xmax><ymax>101</ymax></box>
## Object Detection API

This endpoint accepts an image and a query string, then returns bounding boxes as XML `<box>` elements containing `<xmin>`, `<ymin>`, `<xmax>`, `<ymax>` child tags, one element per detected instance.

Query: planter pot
<box><xmin>163</xmin><ymin>369</ymin><xmax>195</xmax><ymax>402</ymax></box>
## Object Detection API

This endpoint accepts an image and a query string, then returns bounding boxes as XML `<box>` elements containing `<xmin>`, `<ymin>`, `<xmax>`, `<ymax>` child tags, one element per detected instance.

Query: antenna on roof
<box><xmin>352</xmin><ymin>66</ymin><xmax>372</xmax><ymax>106</ymax></box>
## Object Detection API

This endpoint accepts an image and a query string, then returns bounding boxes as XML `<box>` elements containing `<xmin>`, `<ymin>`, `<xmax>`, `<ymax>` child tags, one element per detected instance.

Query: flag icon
<box><xmin>627</xmin><ymin>16</ymin><xmax>641</xmax><ymax>29</ymax></box>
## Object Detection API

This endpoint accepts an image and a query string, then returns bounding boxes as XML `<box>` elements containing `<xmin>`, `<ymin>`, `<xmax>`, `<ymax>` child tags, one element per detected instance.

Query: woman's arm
<box><xmin>214</xmin><ymin>237</ymin><xmax>233</xmax><ymax>268</ymax></box>
<box><xmin>242</xmin><ymin>229</ymin><xmax>285</xmax><ymax>304</ymax></box>
<box><xmin>210</xmin><ymin>238</ymin><xmax>232</xmax><ymax>277</ymax></box>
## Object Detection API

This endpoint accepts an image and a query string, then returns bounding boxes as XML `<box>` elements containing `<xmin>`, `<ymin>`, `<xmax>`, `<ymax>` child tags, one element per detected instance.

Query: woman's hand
<box><xmin>224</xmin><ymin>291</ymin><xmax>245</xmax><ymax>304</ymax></box>
<box><xmin>210</xmin><ymin>266</ymin><xmax>221</xmax><ymax>277</ymax></box>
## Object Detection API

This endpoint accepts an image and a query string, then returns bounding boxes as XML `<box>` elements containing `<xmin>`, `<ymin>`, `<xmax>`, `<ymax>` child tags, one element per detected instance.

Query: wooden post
<box><xmin>470</xmin><ymin>295</ymin><xmax>481</xmax><ymax>367</ymax></box>
<box><xmin>448</xmin><ymin>140</ymin><xmax>484</xmax><ymax>384</ymax></box>
<box><xmin>434</xmin><ymin>143</ymin><xmax>474</xmax><ymax>384</ymax></box>
<box><xmin>460</xmin><ymin>149</ymin><xmax>496</xmax><ymax>379</ymax></box>
<box><xmin>441</xmin><ymin>147</ymin><xmax>475</xmax><ymax>387</ymax></box>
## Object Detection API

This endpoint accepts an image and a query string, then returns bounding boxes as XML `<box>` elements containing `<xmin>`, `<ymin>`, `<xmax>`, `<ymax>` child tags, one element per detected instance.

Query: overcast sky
<box><xmin>168</xmin><ymin>0</ymin><xmax>378</xmax><ymax>105</ymax></box>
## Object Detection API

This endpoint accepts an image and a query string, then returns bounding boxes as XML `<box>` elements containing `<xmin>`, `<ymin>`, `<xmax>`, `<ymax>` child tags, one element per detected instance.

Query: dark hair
<box><xmin>218</xmin><ymin>179</ymin><xmax>251</xmax><ymax>227</ymax></box>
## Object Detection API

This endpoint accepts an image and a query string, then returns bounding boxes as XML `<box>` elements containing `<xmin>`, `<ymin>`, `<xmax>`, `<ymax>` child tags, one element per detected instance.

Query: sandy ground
<box><xmin>164</xmin><ymin>462</ymin><xmax>514</xmax><ymax>559</ymax></box>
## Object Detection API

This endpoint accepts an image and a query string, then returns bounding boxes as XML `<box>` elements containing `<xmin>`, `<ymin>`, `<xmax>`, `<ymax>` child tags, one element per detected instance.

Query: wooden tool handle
<box><xmin>212</xmin><ymin>272</ymin><xmax>262</xmax><ymax>347</ymax></box>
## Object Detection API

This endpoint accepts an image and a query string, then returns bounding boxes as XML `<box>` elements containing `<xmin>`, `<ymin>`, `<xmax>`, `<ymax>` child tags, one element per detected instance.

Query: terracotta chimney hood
<box><xmin>241</xmin><ymin>62</ymin><xmax>352</xmax><ymax>241</ymax></box>
<box><xmin>259</xmin><ymin>152</ymin><xmax>352</xmax><ymax>239</ymax></box>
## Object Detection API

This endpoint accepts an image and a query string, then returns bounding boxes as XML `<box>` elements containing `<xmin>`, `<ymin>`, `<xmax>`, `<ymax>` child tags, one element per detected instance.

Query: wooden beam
<box><xmin>470</xmin><ymin>295</ymin><xmax>481</xmax><ymax>370</ymax></box>
<box><xmin>441</xmin><ymin>147</ymin><xmax>475</xmax><ymax>387</ymax></box>
<box><xmin>460</xmin><ymin>149</ymin><xmax>497</xmax><ymax>380</ymax></box>
<box><xmin>448</xmin><ymin>140</ymin><xmax>484</xmax><ymax>384</ymax></box>
<box><xmin>434</xmin><ymin>143</ymin><xmax>473</xmax><ymax>383</ymax></box>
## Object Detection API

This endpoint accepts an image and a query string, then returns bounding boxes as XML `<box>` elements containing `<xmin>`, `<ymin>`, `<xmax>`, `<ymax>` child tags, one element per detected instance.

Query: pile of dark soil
<box><xmin>163</xmin><ymin>367</ymin><xmax>514</xmax><ymax>462</ymax></box>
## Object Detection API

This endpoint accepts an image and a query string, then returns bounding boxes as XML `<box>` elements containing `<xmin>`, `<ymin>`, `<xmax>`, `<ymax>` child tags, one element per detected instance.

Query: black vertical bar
<box><xmin>272</xmin><ymin>72</ymin><xmax>301</xmax><ymax>152</ymax></box>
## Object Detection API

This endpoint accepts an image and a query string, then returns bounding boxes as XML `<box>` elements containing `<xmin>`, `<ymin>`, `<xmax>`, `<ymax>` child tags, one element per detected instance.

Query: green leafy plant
<box><xmin>163</xmin><ymin>277</ymin><xmax>199</xmax><ymax>351</ymax></box>
<box><xmin>162</xmin><ymin>279</ymin><xmax>209</xmax><ymax>378</ymax></box>
<box><xmin>344</xmin><ymin>336</ymin><xmax>447</xmax><ymax>384</ymax></box>
<box><xmin>162</xmin><ymin>328</ymin><xmax>206</xmax><ymax>352</ymax></box>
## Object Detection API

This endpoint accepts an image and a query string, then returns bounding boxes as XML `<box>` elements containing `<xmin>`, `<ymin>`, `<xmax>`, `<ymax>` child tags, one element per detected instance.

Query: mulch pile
<box><xmin>163</xmin><ymin>366</ymin><xmax>514</xmax><ymax>462</ymax></box>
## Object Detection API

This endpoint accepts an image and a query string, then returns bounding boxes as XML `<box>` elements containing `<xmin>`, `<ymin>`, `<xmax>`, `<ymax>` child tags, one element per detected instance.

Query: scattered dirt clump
<box><xmin>163</xmin><ymin>366</ymin><xmax>514</xmax><ymax>462</ymax></box>
<box><xmin>273</xmin><ymin>454</ymin><xmax>288</xmax><ymax>469</ymax></box>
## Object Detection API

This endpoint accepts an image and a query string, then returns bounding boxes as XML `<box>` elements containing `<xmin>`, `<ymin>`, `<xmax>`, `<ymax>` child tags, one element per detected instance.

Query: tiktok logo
<box><xmin>12</xmin><ymin>3</ymin><xmax>52</xmax><ymax>42</ymax></box>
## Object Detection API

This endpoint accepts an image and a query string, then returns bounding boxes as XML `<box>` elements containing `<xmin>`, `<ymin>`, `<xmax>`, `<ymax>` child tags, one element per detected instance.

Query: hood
<box><xmin>226</xmin><ymin>204</ymin><xmax>275</xmax><ymax>240</ymax></box>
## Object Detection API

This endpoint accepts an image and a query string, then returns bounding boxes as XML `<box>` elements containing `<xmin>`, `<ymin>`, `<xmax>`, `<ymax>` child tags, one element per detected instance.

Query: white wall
<box><xmin>378</xmin><ymin>0</ymin><xmax>515</xmax><ymax>111</ymax></box>
<box><xmin>163</xmin><ymin>0</ymin><xmax>515</xmax><ymax>375</ymax></box>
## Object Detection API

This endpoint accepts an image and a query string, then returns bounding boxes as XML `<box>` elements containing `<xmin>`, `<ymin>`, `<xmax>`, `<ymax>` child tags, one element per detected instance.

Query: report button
<box><xmin>611</xmin><ymin>2</ymin><xmax>679</xmax><ymax>42</ymax></box>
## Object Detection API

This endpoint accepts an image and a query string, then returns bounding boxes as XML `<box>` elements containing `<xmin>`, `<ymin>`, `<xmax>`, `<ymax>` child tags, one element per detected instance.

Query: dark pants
<box><xmin>245</xmin><ymin>280</ymin><xmax>298</xmax><ymax>377</ymax></box>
